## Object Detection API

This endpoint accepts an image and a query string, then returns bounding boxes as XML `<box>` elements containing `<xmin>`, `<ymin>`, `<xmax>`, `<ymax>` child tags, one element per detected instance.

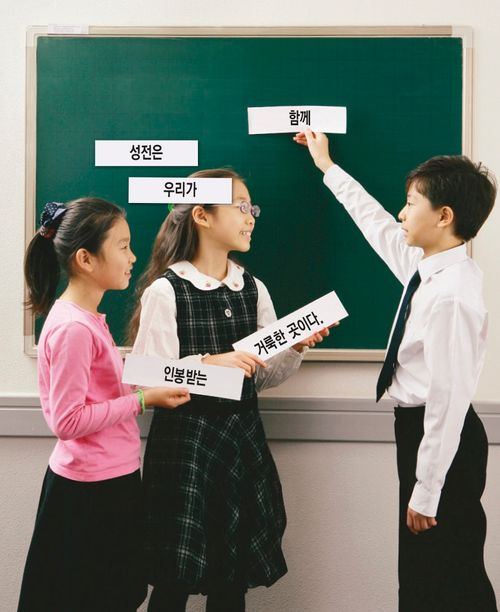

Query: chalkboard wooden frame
<box><xmin>24</xmin><ymin>26</ymin><xmax>473</xmax><ymax>360</ymax></box>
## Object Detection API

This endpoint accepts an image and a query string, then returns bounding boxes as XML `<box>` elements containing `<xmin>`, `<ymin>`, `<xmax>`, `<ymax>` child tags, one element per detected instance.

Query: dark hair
<box><xmin>24</xmin><ymin>197</ymin><xmax>125</xmax><ymax>315</ymax></box>
<box><xmin>127</xmin><ymin>168</ymin><xmax>244</xmax><ymax>344</ymax></box>
<box><xmin>405</xmin><ymin>155</ymin><xmax>497</xmax><ymax>241</ymax></box>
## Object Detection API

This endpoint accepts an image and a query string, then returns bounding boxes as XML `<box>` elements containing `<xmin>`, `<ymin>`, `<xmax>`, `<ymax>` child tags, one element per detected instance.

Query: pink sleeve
<box><xmin>45</xmin><ymin>322</ymin><xmax>140</xmax><ymax>440</ymax></box>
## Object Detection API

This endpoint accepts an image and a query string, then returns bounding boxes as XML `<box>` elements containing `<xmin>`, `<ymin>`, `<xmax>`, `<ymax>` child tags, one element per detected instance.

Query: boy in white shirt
<box><xmin>295</xmin><ymin>130</ymin><xmax>497</xmax><ymax>611</ymax></box>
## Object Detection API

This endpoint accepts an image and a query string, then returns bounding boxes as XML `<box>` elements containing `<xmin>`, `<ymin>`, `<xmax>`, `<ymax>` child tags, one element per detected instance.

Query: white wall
<box><xmin>2</xmin><ymin>1</ymin><xmax>500</xmax><ymax>611</ymax></box>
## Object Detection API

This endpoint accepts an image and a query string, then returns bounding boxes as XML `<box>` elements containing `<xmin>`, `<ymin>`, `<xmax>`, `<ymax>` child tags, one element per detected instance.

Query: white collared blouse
<box><xmin>132</xmin><ymin>259</ymin><xmax>304</xmax><ymax>392</ymax></box>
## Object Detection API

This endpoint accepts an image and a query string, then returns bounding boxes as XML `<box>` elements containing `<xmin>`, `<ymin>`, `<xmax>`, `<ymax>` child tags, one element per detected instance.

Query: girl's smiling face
<box><xmin>91</xmin><ymin>217</ymin><xmax>137</xmax><ymax>290</ymax></box>
<box><xmin>205</xmin><ymin>179</ymin><xmax>256</xmax><ymax>253</ymax></box>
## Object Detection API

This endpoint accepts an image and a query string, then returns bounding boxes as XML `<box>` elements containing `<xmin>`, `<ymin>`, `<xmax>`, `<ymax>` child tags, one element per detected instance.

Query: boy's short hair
<box><xmin>405</xmin><ymin>156</ymin><xmax>497</xmax><ymax>241</ymax></box>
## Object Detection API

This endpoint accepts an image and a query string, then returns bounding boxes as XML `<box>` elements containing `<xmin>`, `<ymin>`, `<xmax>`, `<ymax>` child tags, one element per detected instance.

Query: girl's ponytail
<box><xmin>25</xmin><ymin>233</ymin><xmax>60</xmax><ymax>315</ymax></box>
<box><xmin>24</xmin><ymin>202</ymin><xmax>68</xmax><ymax>315</ymax></box>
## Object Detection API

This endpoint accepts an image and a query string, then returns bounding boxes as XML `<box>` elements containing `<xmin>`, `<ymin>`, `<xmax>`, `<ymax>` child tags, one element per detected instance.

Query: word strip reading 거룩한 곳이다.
<box><xmin>233</xmin><ymin>290</ymin><xmax>348</xmax><ymax>360</ymax></box>
<box><xmin>253</xmin><ymin>310</ymin><xmax>325</xmax><ymax>357</ymax></box>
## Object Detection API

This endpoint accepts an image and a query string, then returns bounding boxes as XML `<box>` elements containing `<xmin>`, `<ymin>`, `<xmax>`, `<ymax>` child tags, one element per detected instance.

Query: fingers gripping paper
<box><xmin>233</xmin><ymin>291</ymin><xmax>348</xmax><ymax>360</ymax></box>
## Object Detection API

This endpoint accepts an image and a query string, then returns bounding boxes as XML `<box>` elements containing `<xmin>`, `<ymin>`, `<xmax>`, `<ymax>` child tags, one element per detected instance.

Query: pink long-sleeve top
<box><xmin>38</xmin><ymin>300</ymin><xmax>141</xmax><ymax>482</ymax></box>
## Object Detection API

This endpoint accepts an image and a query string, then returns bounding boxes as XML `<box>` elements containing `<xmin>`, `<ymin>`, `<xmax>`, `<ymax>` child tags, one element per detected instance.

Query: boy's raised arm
<box><xmin>294</xmin><ymin>130</ymin><xmax>421</xmax><ymax>285</ymax></box>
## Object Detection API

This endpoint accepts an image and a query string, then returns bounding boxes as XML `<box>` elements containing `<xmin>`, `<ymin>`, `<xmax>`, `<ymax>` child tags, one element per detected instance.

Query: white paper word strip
<box><xmin>248</xmin><ymin>106</ymin><xmax>347</xmax><ymax>135</ymax></box>
<box><xmin>122</xmin><ymin>355</ymin><xmax>244</xmax><ymax>401</ymax></box>
<box><xmin>95</xmin><ymin>140</ymin><xmax>198</xmax><ymax>167</ymax></box>
<box><xmin>233</xmin><ymin>291</ymin><xmax>348</xmax><ymax>360</ymax></box>
<box><xmin>128</xmin><ymin>177</ymin><xmax>233</xmax><ymax>204</ymax></box>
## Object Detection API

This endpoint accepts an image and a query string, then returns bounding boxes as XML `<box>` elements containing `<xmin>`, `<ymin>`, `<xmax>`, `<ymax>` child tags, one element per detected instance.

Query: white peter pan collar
<box><xmin>169</xmin><ymin>260</ymin><xmax>246</xmax><ymax>291</ymax></box>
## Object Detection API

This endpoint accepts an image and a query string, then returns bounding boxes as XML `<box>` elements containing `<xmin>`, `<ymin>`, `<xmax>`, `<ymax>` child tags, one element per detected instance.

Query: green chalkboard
<box><xmin>31</xmin><ymin>31</ymin><xmax>463</xmax><ymax>354</ymax></box>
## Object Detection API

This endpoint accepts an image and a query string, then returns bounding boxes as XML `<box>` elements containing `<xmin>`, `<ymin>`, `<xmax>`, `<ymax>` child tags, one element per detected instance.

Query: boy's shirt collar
<box><xmin>169</xmin><ymin>259</ymin><xmax>246</xmax><ymax>291</ymax></box>
<box><xmin>417</xmin><ymin>242</ymin><xmax>468</xmax><ymax>283</ymax></box>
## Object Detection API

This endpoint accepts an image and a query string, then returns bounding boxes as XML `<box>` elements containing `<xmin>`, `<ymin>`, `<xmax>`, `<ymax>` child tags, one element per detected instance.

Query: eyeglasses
<box><xmin>223</xmin><ymin>201</ymin><xmax>261</xmax><ymax>218</ymax></box>
<box><xmin>237</xmin><ymin>201</ymin><xmax>260</xmax><ymax>218</ymax></box>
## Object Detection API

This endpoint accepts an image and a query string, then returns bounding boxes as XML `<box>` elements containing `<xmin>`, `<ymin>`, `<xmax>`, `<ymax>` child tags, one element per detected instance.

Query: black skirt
<box><xmin>143</xmin><ymin>400</ymin><xmax>287</xmax><ymax>593</ymax></box>
<box><xmin>17</xmin><ymin>467</ymin><xmax>146</xmax><ymax>612</ymax></box>
<box><xmin>395</xmin><ymin>405</ymin><xmax>497</xmax><ymax>612</ymax></box>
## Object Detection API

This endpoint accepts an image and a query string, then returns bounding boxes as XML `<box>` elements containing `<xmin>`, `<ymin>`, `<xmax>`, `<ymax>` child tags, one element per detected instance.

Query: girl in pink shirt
<box><xmin>18</xmin><ymin>199</ymin><xmax>190</xmax><ymax>612</ymax></box>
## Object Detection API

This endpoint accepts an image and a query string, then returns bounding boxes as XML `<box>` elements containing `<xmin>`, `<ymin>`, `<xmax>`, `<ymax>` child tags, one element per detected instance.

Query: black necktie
<box><xmin>376</xmin><ymin>270</ymin><xmax>421</xmax><ymax>401</ymax></box>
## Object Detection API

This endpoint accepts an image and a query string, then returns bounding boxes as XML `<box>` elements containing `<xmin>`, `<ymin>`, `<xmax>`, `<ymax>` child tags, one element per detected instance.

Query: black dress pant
<box><xmin>395</xmin><ymin>405</ymin><xmax>497</xmax><ymax>612</ymax></box>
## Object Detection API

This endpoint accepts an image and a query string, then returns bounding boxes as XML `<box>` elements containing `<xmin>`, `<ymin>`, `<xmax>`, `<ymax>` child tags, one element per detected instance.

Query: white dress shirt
<box><xmin>324</xmin><ymin>164</ymin><xmax>488</xmax><ymax>517</ymax></box>
<box><xmin>132</xmin><ymin>259</ymin><xmax>304</xmax><ymax>392</ymax></box>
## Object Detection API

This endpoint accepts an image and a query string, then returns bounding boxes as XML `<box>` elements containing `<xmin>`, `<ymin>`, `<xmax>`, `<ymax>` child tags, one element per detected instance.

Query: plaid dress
<box><xmin>142</xmin><ymin>269</ymin><xmax>287</xmax><ymax>593</ymax></box>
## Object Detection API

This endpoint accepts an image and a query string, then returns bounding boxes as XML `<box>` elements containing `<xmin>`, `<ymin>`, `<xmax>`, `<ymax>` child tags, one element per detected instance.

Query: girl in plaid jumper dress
<box><xmin>129</xmin><ymin>169</ymin><xmax>329</xmax><ymax>612</ymax></box>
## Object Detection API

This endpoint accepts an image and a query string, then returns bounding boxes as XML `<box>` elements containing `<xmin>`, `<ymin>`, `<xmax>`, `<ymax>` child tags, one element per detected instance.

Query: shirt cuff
<box><xmin>288</xmin><ymin>345</ymin><xmax>307</xmax><ymax>361</ymax></box>
<box><xmin>130</xmin><ymin>392</ymin><xmax>142</xmax><ymax>417</ymax></box>
<box><xmin>408</xmin><ymin>482</ymin><xmax>442</xmax><ymax>517</ymax></box>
